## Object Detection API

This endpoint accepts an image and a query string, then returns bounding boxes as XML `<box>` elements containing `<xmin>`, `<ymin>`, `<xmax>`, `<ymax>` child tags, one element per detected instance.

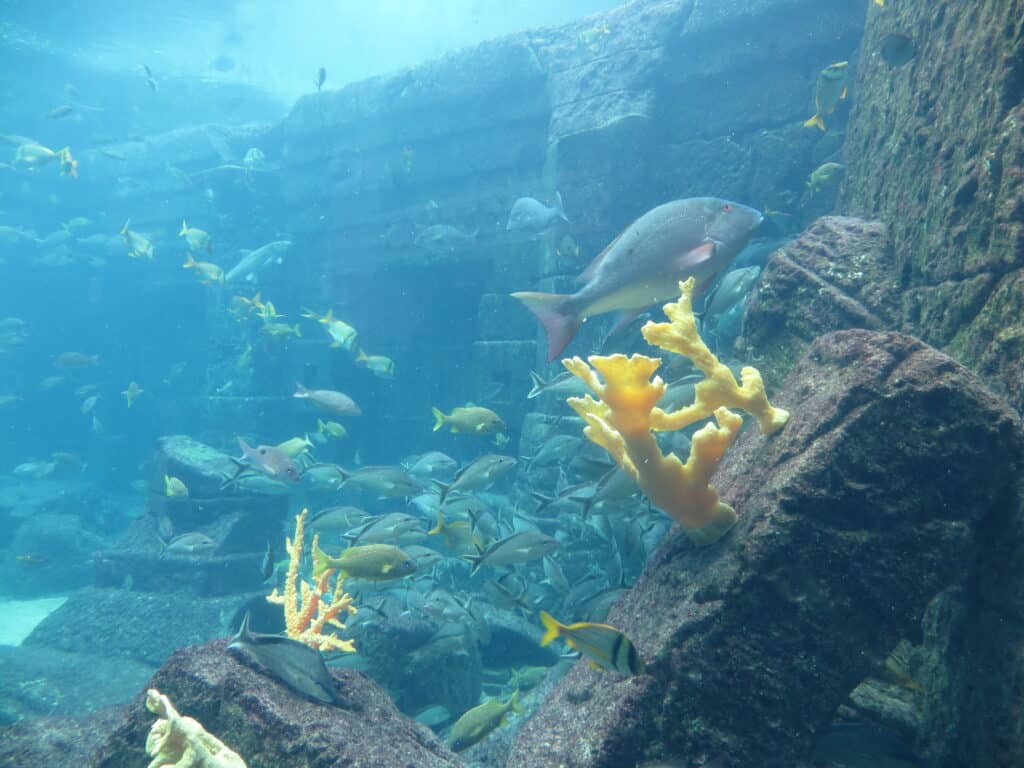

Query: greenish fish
<box><xmin>449</xmin><ymin>690</ymin><xmax>523</xmax><ymax>752</ymax></box>
<box><xmin>804</xmin><ymin>61</ymin><xmax>849</xmax><ymax>131</ymax></box>
<box><xmin>312</xmin><ymin>541</ymin><xmax>417</xmax><ymax>581</ymax></box>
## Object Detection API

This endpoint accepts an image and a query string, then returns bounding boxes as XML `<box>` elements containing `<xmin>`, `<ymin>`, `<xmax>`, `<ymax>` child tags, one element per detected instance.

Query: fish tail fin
<box><xmin>428</xmin><ymin>508</ymin><xmax>445</xmax><ymax>535</ymax></box>
<box><xmin>527</xmin><ymin>371</ymin><xmax>547</xmax><ymax>399</ymax></box>
<box><xmin>554</xmin><ymin>190</ymin><xmax>569</xmax><ymax>223</ymax></box>
<box><xmin>509</xmin><ymin>689</ymin><xmax>524</xmax><ymax>715</ymax></box>
<box><xmin>320</xmin><ymin>309</ymin><xmax>334</xmax><ymax>325</ymax></box>
<box><xmin>179</xmin><ymin>220</ymin><xmax>187</xmax><ymax>236</ymax></box>
<box><xmin>356</xmin><ymin>348</ymin><xmax>368</xmax><ymax>362</ymax></box>
<box><xmin>510</xmin><ymin>292</ymin><xmax>579</xmax><ymax>361</ymax></box>
<box><xmin>311</xmin><ymin>540</ymin><xmax>331</xmax><ymax>578</ymax></box>
<box><xmin>803</xmin><ymin>114</ymin><xmax>826</xmax><ymax>131</ymax></box>
<box><xmin>538</xmin><ymin>610</ymin><xmax>562</xmax><ymax>647</ymax></box>
<box><xmin>292</xmin><ymin>324</ymin><xmax>301</xmax><ymax>337</ymax></box>
<box><xmin>294</xmin><ymin>382</ymin><xmax>308</xmax><ymax>397</ymax></box>
<box><xmin>431</xmin><ymin>407</ymin><xmax>446</xmax><ymax>432</ymax></box>
<box><xmin>120</xmin><ymin>219</ymin><xmax>130</xmax><ymax>235</ymax></box>
<box><xmin>317</xmin><ymin>418</ymin><xmax>326</xmax><ymax>433</ymax></box>
<box><xmin>183</xmin><ymin>253</ymin><xmax>196</xmax><ymax>268</ymax></box>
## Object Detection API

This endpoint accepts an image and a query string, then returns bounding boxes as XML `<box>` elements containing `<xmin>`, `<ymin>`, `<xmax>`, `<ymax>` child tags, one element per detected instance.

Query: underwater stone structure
<box><xmin>89</xmin><ymin>639</ymin><xmax>462</xmax><ymax>768</ymax></box>
<box><xmin>64</xmin><ymin>0</ymin><xmax>864</xmax><ymax>461</ymax></box>
<box><xmin>508</xmin><ymin>330</ymin><xmax>1023</xmax><ymax>767</ymax></box>
<box><xmin>839</xmin><ymin>0</ymin><xmax>1024</xmax><ymax>409</ymax></box>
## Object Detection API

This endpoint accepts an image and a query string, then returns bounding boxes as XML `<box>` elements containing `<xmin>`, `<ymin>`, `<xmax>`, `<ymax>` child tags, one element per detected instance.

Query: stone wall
<box><xmin>839</xmin><ymin>0</ymin><xmax>1024</xmax><ymax>407</ymax></box>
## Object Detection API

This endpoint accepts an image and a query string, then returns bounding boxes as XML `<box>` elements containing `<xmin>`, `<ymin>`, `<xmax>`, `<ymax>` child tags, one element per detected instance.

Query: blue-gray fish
<box><xmin>512</xmin><ymin>197</ymin><xmax>763</xmax><ymax>360</ymax></box>
<box><xmin>465</xmin><ymin>528</ymin><xmax>560</xmax><ymax>574</ymax></box>
<box><xmin>225</xmin><ymin>240</ymin><xmax>292</xmax><ymax>282</ymax></box>
<box><xmin>506</xmin><ymin>192</ymin><xmax>568</xmax><ymax>233</ymax></box>
<box><xmin>227</xmin><ymin>612</ymin><xmax>337</xmax><ymax>704</ymax></box>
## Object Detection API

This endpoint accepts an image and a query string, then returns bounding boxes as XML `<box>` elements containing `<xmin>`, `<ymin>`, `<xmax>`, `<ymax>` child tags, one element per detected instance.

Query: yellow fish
<box><xmin>276</xmin><ymin>434</ymin><xmax>314</xmax><ymax>458</ymax></box>
<box><xmin>164</xmin><ymin>475</ymin><xmax>189</xmax><ymax>497</ymax></box>
<box><xmin>431</xmin><ymin>405</ymin><xmax>505</xmax><ymax>435</ymax></box>
<box><xmin>804</xmin><ymin>61</ymin><xmax>849</xmax><ymax>132</ymax></box>
<box><xmin>179</xmin><ymin>220</ymin><xmax>212</xmax><ymax>253</ymax></box>
<box><xmin>317</xmin><ymin>418</ymin><xmax>348</xmax><ymax>439</ymax></box>
<box><xmin>120</xmin><ymin>219</ymin><xmax>154</xmax><ymax>260</ymax></box>
<box><xmin>539</xmin><ymin>611</ymin><xmax>643</xmax><ymax>675</ymax></box>
<box><xmin>122</xmin><ymin>381</ymin><xmax>143</xmax><ymax>407</ymax></box>
<box><xmin>183</xmin><ymin>253</ymin><xmax>225</xmax><ymax>285</ymax></box>
<box><xmin>355</xmin><ymin>349</ymin><xmax>394</xmax><ymax>379</ymax></box>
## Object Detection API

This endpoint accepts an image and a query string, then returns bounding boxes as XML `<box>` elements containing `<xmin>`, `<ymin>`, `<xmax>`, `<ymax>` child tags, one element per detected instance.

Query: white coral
<box><xmin>145</xmin><ymin>689</ymin><xmax>247</xmax><ymax>768</ymax></box>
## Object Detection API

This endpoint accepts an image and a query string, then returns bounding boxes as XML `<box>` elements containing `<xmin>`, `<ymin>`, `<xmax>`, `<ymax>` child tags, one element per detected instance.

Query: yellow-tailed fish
<box><xmin>449</xmin><ymin>691</ymin><xmax>523</xmax><ymax>752</ymax></box>
<box><xmin>539</xmin><ymin>610</ymin><xmax>643</xmax><ymax>675</ymax></box>
<box><xmin>183</xmin><ymin>253</ymin><xmax>225</xmax><ymax>285</ymax></box>
<box><xmin>312</xmin><ymin>541</ymin><xmax>417</xmax><ymax>581</ymax></box>
<box><xmin>164</xmin><ymin>475</ymin><xmax>189</xmax><ymax>497</ymax></box>
<box><xmin>804</xmin><ymin>61</ymin><xmax>849</xmax><ymax>132</ymax></box>
<box><xmin>121</xmin><ymin>381</ymin><xmax>143</xmax><ymax>407</ymax></box>
<box><xmin>431</xmin><ymin>405</ymin><xmax>505</xmax><ymax>435</ymax></box>
<box><xmin>179</xmin><ymin>220</ymin><xmax>212</xmax><ymax>252</ymax></box>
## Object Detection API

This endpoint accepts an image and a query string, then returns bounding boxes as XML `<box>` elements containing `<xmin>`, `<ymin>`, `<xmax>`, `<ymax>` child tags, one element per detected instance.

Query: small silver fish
<box><xmin>506</xmin><ymin>192</ymin><xmax>569</xmax><ymax>233</ymax></box>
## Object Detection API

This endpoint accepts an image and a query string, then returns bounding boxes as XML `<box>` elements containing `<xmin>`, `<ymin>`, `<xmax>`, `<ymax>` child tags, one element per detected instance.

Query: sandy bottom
<box><xmin>0</xmin><ymin>596</ymin><xmax>67</xmax><ymax>645</ymax></box>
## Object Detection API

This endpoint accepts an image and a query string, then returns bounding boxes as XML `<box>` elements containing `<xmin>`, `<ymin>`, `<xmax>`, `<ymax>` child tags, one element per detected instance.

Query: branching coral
<box><xmin>145</xmin><ymin>688</ymin><xmax>246</xmax><ymax>768</ymax></box>
<box><xmin>266</xmin><ymin>509</ymin><xmax>357</xmax><ymax>652</ymax></box>
<box><xmin>564</xmin><ymin>277</ymin><xmax>789</xmax><ymax>546</ymax></box>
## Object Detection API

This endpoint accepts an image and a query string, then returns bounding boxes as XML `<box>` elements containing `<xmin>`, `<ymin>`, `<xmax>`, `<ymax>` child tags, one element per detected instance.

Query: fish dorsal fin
<box><xmin>232</xmin><ymin>610</ymin><xmax>253</xmax><ymax>644</ymax></box>
<box><xmin>577</xmin><ymin>230</ymin><xmax>625</xmax><ymax>284</ymax></box>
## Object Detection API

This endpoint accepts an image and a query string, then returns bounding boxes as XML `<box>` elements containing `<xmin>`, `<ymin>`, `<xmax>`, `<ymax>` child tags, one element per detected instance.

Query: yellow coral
<box><xmin>266</xmin><ymin>509</ymin><xmax>357</xmax><ymax>653</ymax></box>
<box><xmin>564</xmin><ymin>277</ymin><xmax>789</xmax><ymax>546</ymax></box>
<box><xmin>145</xmin><ymin>688</ymin><xmax>246</xmax><ymax>768</ymax></box>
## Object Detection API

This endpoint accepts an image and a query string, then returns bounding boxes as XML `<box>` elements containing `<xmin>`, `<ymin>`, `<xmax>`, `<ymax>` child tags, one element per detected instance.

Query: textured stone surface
<box><xmin>508</xmin><ymin>330</ymin><xmax>1022</xmax><ymax>767</ymax></box>
<box><xmin>0</xmin><ymin>645</ymin><xmax>154</xmax><ymax>722</ymax></box>
<box><xmin>740</xmin><ymin>216</ymin><xmax>901</xmax><ymax>386</ymax></box>
<box><xmin>22</xmin><ymin>587</ymin><xmax>255</xmax><ymax>667</ymax></box>
<box><xmin>90</xmin><ymin>639</ymin><xmax>461</xmax><ymax>768</ymax></box>
<box><xmin>0</xmin><ymin>707</ymin><xmax>126</xmax><ymax>768</ymax></box>
<box><xmin>839</xmin><ymin>0</ymin><xmax>1024</xmax><ymax>407</ymax></box>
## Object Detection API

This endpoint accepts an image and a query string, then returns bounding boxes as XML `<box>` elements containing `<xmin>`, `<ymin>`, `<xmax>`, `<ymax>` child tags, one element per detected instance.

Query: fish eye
<box><xmin>404</xmin><ymin>560</ymin><xmax>415</xmax><ymax>569</ymax></box>
<box><xmin>721</xmin><ymin>203</ymin><xmax>733</xmax><ymax>213</ymax></box>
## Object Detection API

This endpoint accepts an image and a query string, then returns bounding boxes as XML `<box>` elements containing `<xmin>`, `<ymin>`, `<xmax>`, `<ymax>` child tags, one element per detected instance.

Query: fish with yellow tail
<box><xmin>179</xmin><ymin>220</ymin><xmax>211</xmax><ymax>253</ymax></box>
<box><xmin>312</xmin><ymin>541</ymin><xmax>416</xmax><ymax>581</ymax></box>
<box><xmin>449</xmin><ymin>691</ymin><xmax>523</xmax><ymax>752</ymax></box>
<box><xmin>432</xmin><ymin>405</ymin><xmax>505</xmax><ymax>435</ymax></box>
<box><xmin>804</xmin><ymin>61</ymin><xmax>849</xmax><ymax>131</ymax></box>
<box><xmin>164</xmin><ymin>475</ymin><xmax>189</xmax><ymax>497</ymax></box>
<box><xmin>183</xmin><ymin>253</ymin><xmax>225</xmax><ymax>285</ymax></box>
<box><xmin>121</xmin><ymin>381</ymin><xmax>143</xmax><ymax>407</ymax></box>
<box><xmin>538</xmin><ymin>610</ymin><xmax>643</xmax><ymax>675</ymax></box>
<box><xmin>120</xmin><ymin>220</ymin><xmax>154</xmax><ymax>260</ymax></box>
<box><xmin>355</xmin><ymin>349</ymin><xmax>395</xmax><ymax>379</ymax></box>
<box><xmin>511</xmin><ymin>198</ymin><xmax>763</xmax><ymax>361</ymax></box>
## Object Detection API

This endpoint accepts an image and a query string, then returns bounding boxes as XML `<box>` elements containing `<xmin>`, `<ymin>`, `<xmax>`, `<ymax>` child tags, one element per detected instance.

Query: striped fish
<box><xmin>538</xmin><ymin>610</ymin><xmax>643</xmax><ymax>675</ymax></box>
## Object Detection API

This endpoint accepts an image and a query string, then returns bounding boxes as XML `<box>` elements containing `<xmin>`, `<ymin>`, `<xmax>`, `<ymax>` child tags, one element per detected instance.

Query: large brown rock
<box><xmin>740</xmin><ymin>216</ymin><xmax>901</xmax><ymax>386</ymax></box>
<box><xmin>839</xmin><ymin>0</ymin><xmax>1024</xmax><ymax>407</ymax></box>
<box><xmin>507</xmin><ymin>330</ymin><xmax>1022</xmax><ymax>767</ymax></box>
<box><xmin>89</xmin><ymin>639</ymin><xmax>461</xmax><ymax>768</ymax></box>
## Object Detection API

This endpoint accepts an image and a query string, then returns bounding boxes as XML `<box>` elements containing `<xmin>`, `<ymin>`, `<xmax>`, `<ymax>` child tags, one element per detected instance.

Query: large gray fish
<box><xmin>225</xmin><ymin>239</ymin><xmax>292</xmax><ymax>282</ymax></box>
<box><xmin>436</xmin><ymin>454</ymin><xmax>517</xmax><ymax>503</ymax></box>
<box><xmin>227</xmin><ymin>612</ymin><xmax>336</xmax><ymax>704</ymax></box>
<box><xmin>526</xmin><ymin>370</ymin><xmax>590</xmax><ymax>400</ymax></box>
<box><xmin>344</xmin><ymin>512</ymin><xmax>424</xmax><ymax>543</ymax></box>
<box><xmin>506</xmin><ymin>192</ymin><xmax>568</xmax><ymax>234</ymax></box>
<box><xmin>465</xmin><ymin>528</ymin><xmax>560</xmax><ymax>574</ymax></box>
<box><xmin>511</xmin><ymin>198</ymin><xmax>763</xmax><ymax>360</ymax></box>
<box><xmin>336</xmin><ymin>466</ymin><xmax>423</xmax><ymax>497</ymax></box>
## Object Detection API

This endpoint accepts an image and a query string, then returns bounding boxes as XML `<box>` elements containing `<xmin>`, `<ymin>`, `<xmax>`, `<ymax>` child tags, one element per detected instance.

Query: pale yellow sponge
<box><xmin>563</xmin><ymin>277</ymin><xmax>788</xmax><ymax>546</ymax></box>
<box><xmin>145</xmin><ymin>688</ymin><xmax>246</xmax><ymax>768</ymax></box>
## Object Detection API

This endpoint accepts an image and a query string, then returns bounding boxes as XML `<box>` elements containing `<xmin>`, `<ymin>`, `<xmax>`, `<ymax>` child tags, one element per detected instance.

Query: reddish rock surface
<box><xmin>507</xmin><ymin>330</ymin><xmax>1022</xmax><ymax>767</ymax></box>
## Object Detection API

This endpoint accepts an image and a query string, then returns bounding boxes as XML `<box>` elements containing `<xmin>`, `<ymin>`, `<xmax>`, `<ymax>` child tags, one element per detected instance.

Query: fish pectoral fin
<box><xmin>674</xmin><ymin>240</ymin><xmax>716</xmax><ymax>272</ymax></box>
<box><xmin>841</xmin><ymin>86</ymin><xmax>848</xmax><ymax>100</ymax></box>
<box><xmin>382</xmin><ymin>563</ymin><xmax>393</xmax><ymax>573</ymax></box>
<box><xmin>607</xmin><ymin>310</ymin><xmax>642</xmax><ymax>338</ymax></box>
